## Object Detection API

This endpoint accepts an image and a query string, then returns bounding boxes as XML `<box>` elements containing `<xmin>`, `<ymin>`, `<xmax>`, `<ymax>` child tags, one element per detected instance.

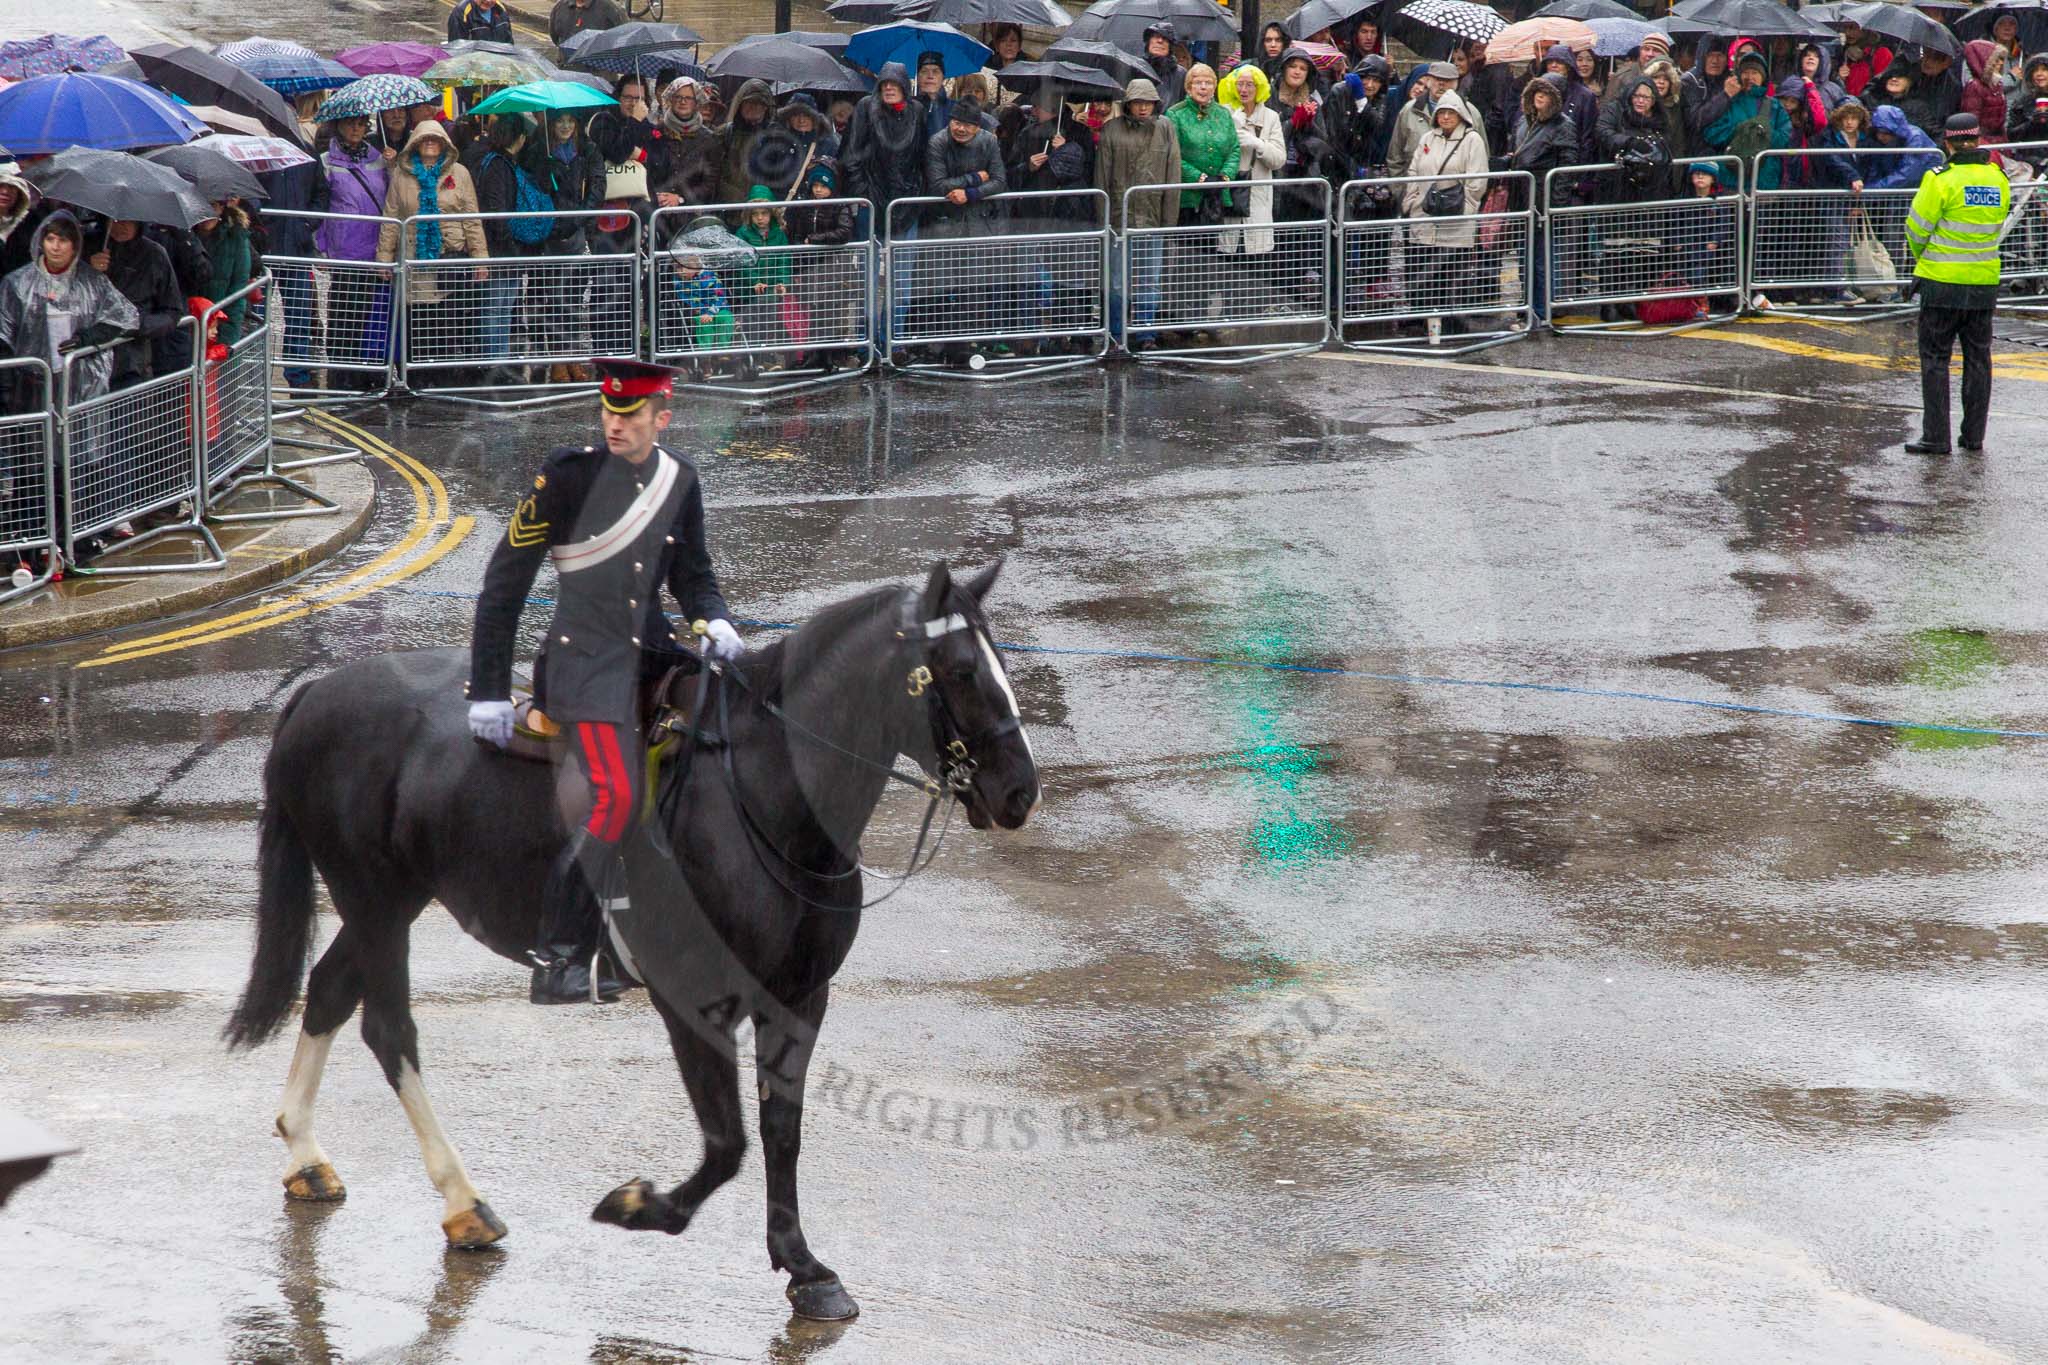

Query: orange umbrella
<box><xmin>1486</xmin><ymin>15</ymin><xmax>1596</xmax><ymax>62</ymax></box>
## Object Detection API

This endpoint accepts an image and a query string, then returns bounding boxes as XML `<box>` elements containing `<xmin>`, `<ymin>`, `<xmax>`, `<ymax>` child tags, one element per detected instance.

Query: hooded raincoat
<box><xmin>1096</xmin><ymin>77</ymin><xmax>1182</xmax><ymax>231</ymax></box>
<box><xmin>1962</xmin><ymin>40</ymin><xmax>2011</xmax><ymax>142</ymax></box>
<box><xmin>839</xmin><ymin>62</ymin><xmax>929</xmax><ymax>222</ymax></box>
<box><xmin>375</xmin><ymin>121</ymin><xmax>490</xmax><ymax>305</ymax></box>
<box><xmin>0</xmin><ymin>212</ymin><xmax>140</xmax><ymax>414</ymax></box>
<box><xmin>1400</xmin><ymin>92</ymin><xmax>1488</xmax><ymax>248</ymax></box>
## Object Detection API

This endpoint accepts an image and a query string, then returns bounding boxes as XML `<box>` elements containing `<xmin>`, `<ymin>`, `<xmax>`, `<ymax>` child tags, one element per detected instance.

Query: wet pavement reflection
<box><xmin>7</xmin><ymin>220</ymin><xmax>2048</xmax><ymax>1356</ymax></box>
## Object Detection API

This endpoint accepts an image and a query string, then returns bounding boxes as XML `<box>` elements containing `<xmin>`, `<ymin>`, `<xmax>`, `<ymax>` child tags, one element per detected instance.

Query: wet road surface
<box><xmin>7</xmin><ymin>320</ymin><xmax>2048</xmax><ymax>1360</ymax></box>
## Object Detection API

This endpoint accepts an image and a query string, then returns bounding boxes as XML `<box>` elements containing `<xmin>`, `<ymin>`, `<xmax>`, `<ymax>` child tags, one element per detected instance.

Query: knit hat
<box><xmin>806</xmin><ymin>162</ymin><xmax>837</xmax><ymax>190</ymax></box>
<box><xmin>949</xmin><ymin>95</ymin><xmax>984</xmax><ymax>123</ymax></box>
<box><xmin>917</xmin><ymin>50</ymin><xmax>945</xmax><ymax>72</ymax></box>
<box><xmin>747</xmin><ymin>184</ymin><xmax>775</xmax><ymax>201</ymax></box>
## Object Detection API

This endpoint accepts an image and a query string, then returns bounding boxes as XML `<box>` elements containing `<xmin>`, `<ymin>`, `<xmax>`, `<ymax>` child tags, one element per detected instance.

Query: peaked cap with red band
<box><xmin>594</xmin><ymin>357</ymin><xmax>679</xmax><ymax>413</ymax></box>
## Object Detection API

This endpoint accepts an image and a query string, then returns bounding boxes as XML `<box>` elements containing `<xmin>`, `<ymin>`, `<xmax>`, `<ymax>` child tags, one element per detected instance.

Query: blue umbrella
<box><xmin>1587</xmin><ymin>16</ymin><xmax>1657</xmax><ymax>56</ymax></box>
<box><xmin>315</xmin><ymin>73</ymin><xmax>439</xmax><ymax>122</ymax></box>
<box><xmin>0</xmin><ymin>34</ymin><xmax>126</xmax><ymax>81</ymax></box>
<box><xmin>215</xmin><ymin>39</ymin><xmax>358</xmax><ymax>95</ymax></box>
<box><xmin>0</xmin><ymin>72</ymin><xmax>206</xmax><ymax>153</ymax></box>
<box><xmin>846</xmin><ymin>21</ymin><xmax>991</xmax><ymax>78</ymax></box>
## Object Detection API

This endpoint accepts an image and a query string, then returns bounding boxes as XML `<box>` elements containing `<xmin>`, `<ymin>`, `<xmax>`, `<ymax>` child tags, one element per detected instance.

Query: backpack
<box><xmin>485</xmin><ymin>151</ymin><xmax>557</xmax><ymax>245</ymax></box>
<box><xmin>1725</xmin><ymin>108</ymin><xmax>1772</xmax><ymax>168</ymax></box>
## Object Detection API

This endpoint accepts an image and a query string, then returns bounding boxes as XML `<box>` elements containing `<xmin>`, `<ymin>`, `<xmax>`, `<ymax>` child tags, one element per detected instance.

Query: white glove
<box><xmin>468</xmin><ymin>699</ymin><xmax>515</xmax><ymax>748</ymax></box>
<box><xmin>703</xmin><ymin>618</ymin><xmax>743</xmax><ymax>661</ymax></box>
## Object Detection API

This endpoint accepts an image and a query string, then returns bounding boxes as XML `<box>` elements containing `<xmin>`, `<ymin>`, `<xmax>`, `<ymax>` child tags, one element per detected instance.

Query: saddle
<box><xmin>500</xmin><ymin>663</ymin><xmax>719</xmax><ymax>765</ymax></box>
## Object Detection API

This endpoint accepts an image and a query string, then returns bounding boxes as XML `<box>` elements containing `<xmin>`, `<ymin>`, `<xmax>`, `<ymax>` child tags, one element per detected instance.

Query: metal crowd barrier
<box><xmin>398</xmin><ymin>209</ymin><xmax>640</xmax><ymax>407</ymax></box>
<box><xmin>1749</xmin><ymin>146</ymin><xmax>1931</xmax><ymax>320</ymax></box>
<box><xmin>262</xmin><ymin>209</ymin><xmax>403</xmax><ymax>407</ymax></box>
<box><xmin>1987</xmin><ymin>140</ymin><xmax>2048</xmax><ymax>313</ymax></box>
<box><xmin>201</xmin><ymin>276</ymin><xmax>335</xmax><ymax>525</ymax></box>
<box><xmin>1121</xmin><ymin>177</ymin><xmax>1330</xmax><ymax>365</ymax></box>
<box><xmin>0</xmin><ymin>357</ymin><xmax>56</xmax><ymax>604</ymax></box>
<box><xmin>1336</xmin><ymin>170</ymin><xmax>1534</xmax><ymax>356</ymax></box>
<box><xmin>1545</xmin><ymin>157</ymin><xmax>1746</xmax><ymax>336</ymax></box>
<box><xmin>648</xmin><ymin>198</ymin><xmax>876</xmax><ymax>396</ymax></box>
<box><xmin>58</xmin><ymin>315</ymin><xmax>225</xmax><ymax>576</ymax></box>
<box><xmin>883</xmin><ymin>189</ymin><xmax>1110</xmax><ymax>380</ymax></box>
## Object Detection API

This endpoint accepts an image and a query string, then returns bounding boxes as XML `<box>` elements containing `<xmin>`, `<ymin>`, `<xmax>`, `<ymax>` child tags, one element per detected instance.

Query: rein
<box><xmin>654</xmin><ymin>591</ymin><xmax>1000</xmax><ymax>915</ymax></box>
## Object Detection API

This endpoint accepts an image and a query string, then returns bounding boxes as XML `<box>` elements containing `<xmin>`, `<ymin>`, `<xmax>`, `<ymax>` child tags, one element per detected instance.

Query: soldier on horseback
<box><xmin>465</xmin><ymin>357</ymin><xmax>743</xmax><ymax>1005</ymax></box>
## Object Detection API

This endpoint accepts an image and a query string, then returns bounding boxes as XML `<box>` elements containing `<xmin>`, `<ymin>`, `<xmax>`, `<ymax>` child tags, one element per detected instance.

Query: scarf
<box><xmin>410</xmin><ymin>153</ymin><xmax>444</xmax><ymax>261</ymax></box>
<box><xmin>30</xmin><ymin>256</ymin><xmax>82</xmax><ymax>309</ymax></box>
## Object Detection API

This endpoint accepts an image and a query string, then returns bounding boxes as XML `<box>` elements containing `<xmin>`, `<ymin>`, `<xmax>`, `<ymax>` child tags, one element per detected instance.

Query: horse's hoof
<box><xmin>592</xmin><ymin>1179</ymin><xmax>659</xmax><ymax>1230</ymax></box>
<box><xmin>283</xmin><ymin>1162</ymin><xmax>346</xmax><ymax>1203</ymax></box>
<box><xmin>442</xmin><ymin>1200</ymin><xmax>508</xmax><ymax>1249</ymax></box>
<box><xmin>786</xmin><ymin>1276</ymin><xmax>860</xmax><ymax>1322</ymax></box>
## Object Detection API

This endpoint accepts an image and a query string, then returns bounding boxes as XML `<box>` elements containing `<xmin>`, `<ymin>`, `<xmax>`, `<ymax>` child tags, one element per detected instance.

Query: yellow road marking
<box><xmin>93</xmin><ymin>417</ymin><xmax>440</xmax><ymax>658</ymax></box>
<box><xmin>1691</xmin><ymin>324</ymin><xmax>2048</xmax><ymax>380</ymax></box>
<box><xmin>79</xmin><ymin>416</ymin><xmax>472</xmax><ymax>669</ymax></box>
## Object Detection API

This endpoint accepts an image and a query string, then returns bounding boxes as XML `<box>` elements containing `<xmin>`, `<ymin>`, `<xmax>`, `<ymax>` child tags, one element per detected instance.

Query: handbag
<box><xmin>1634</xmin><ymin>275</ymin><xmax>1706</xmax><ymax>325</ymax></box>
<box><xmin>1476</xmin><ymin>183</ymin><xmax>1509</xmax><ymax>250</ymax></box>
<box><xmin>1847</xmin><ymin>214</ymin><xmax>1899</xmax><ymax>302</ymax></box>
<box><xmin>1422</xmin><ymin>132</ymin><xmax>1470</xmax><ymax>216</ymax></box>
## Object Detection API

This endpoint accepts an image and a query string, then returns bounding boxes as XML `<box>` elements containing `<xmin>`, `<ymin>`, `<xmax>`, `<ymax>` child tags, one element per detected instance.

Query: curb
<box><xmin>0</xmin><ymin>461</ymin><xmax>378</xmax><ymax>653</ymax></box>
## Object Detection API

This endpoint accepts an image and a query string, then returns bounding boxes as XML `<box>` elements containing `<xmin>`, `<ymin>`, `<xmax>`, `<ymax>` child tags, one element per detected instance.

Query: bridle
<box><xmin>655</xmin><ymin>589</ymin><xmax>1021</xmax><ymax>913</ymax></box>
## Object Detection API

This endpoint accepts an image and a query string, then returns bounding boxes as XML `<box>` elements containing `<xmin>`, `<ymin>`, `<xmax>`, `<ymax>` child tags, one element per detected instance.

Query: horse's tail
<box><xmin>223</xmin><ymin>692</ymin><xmax>318</xmax><ymax>1050</ymax></box>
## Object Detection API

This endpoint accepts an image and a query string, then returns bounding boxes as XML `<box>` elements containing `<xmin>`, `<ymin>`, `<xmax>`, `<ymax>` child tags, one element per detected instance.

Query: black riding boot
<box><xmin>530</xmin><ymin>832</ymin><xmax>626</xmax><ymax>1005</ymax></box>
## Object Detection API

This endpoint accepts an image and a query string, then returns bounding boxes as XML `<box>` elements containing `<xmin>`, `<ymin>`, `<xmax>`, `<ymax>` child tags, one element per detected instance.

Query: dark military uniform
<box><xmin>470</xmin><ymin>441</ymin><xmax>727</xmax><ymax>843</ymax></box>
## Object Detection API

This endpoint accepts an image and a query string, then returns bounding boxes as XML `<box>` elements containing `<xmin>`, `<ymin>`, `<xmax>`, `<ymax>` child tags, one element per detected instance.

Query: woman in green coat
<box><xmin>197</xmin><ymin>199</ymin><xmax>254</xmax><ymax>346</ymax></box>
<box><xmin>1163</xmin><ymin>64</ymin><xmax>1238</xmax><ymax>337</ymax></box>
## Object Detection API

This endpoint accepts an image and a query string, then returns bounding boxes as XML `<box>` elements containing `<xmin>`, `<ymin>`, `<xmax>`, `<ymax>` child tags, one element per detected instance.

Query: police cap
<box><xmin>1945</xmin><ymin>112</ymin><xmax>1981</xmax><ymax>139</ymax></box>
<box><xmin>593</xmin><ymin>357</ymin><xmax>678</xmax><ymax>413</ymax></box>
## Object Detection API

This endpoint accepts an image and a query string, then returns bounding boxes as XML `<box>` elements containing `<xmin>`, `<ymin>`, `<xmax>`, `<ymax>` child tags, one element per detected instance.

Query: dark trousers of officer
<box><xmin>1918</xmin><ymin>304</ymin><xmax>1994</xmax><ymax>449</ymax></box>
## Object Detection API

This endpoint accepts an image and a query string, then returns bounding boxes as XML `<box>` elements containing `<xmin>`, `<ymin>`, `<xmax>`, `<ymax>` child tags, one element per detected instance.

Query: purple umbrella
<box><xmin>0</xmin><ymin>33</ymin><xmax>126</xmax><ymax>80</ymax></box>
<box><xmin>335</xmin><ymin>41</ymin><xmax>449</xmax><ymax>79</ymax></box>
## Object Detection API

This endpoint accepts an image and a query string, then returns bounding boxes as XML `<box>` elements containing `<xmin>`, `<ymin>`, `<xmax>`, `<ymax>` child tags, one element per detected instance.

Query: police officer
<box><xmin>1904</xmin><ymin>112</ymin><xmax>2010</xmax><ymax>456</ymax></box>
<box><xmin>467</xmin><ymin>358</ymin><xmax>744</xmax><ymax>1004</ymax></box>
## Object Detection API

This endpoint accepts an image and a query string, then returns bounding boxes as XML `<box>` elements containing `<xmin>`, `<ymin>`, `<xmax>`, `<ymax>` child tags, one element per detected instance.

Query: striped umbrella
<box><xmin>215</xmin><ymin>38</ymin><xmax>357</xmax><ymax>95</ymax></box>
<box><xmin>1399</xmin><ymin>0</ymin><xmax>1507</xmax><ymax>43</ymax></box>
<box><xmin>315</xmin><ymin>73</ymin><xmax>438</xmax><ymax>121</ymax></box>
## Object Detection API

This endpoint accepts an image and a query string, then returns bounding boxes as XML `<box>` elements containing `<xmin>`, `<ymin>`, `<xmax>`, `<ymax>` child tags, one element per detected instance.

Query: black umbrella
<box><xmin>1954</xmin><ymin>1</ymin><xmax>2048</xmax><ymax>54</ymax></box>
<box><xmin>893</xmin><ymin>0</ymin><xmax>1074</xmax><ymax>28</ymax></box>
<box><xmin>1066</xmin><ymin>0</ymin><xmax>1238</xmax><ymax>49</ymax></box>
<box><xmin>827</xmin><ymin>0</ymin><xmax>910</xmax><ymax>24</ymax></box>
<box><xmin>705</xmin><ymin>39</ymin><xmax>858</xmax><ymax>88</ymax></box>
<box><xmin>129</xmin><ymin>43</ymin><xmax>309</xmax><ymax>147</ymax></box>
<box><xmin>144</xmin><ymin>142</ymin><xmax>270</xmax><ymax>202</ymax></box>
<box><xmin>1041</xmin><ymin>36</ymin><xmax>1153</xmax><ymax>85</ymax></box>
<box><xmin>24</xmin><ymin>148</ymin><xmax>212</xmax><ymax>228</ymax></box>
<box><xmin>1665</xmin><ymin>0</ymin><xmax>1834</xmax><ymax>39</ymax></box>
<box><xmin>1284</xmin><ymin>0</ymin><xmax>1381</xmax><ymax>39</ymax></box>
<box><xmin>725</xmin><ymin>30</ymin><xmax>853</xmax><ymax>61</ymax></box>
<box><xmin>1531</xmin><ymin>0</ymin><xmax>1641</xmax><ymax>20</ymax></box>
<box><xmin>567</xmin><ymin>21</ymin><xmax>705</xmax><ymax>75</ymax></box>
<box><xmin>996</xmin><ymin>57</ymin><xmax>1126</xmax><ymax>101</ymax></box>
<box><xmin>1831</xmin><ymin>1</ymin><xmax>1962</xmax><ymax>58</ymax></box>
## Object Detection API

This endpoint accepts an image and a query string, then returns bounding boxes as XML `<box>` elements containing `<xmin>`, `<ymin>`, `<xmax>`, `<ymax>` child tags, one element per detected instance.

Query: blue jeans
<box><xmin>1114</xmin><ymin>233</ymin><xmax>1163</xmax><ymax>343</ymax></box>
<box><xmin>887</xmin><ymin>214</ymin><xmax>919</xmax><ymax>342</ymax></box>
<box><xmin>482</xmin><ymin>266</ymin><xmax>519</xmax><ymax>360</ymax></box>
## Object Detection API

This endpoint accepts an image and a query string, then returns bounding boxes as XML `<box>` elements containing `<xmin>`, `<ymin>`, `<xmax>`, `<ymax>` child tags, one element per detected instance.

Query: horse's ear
<box><xmin>963</xmin><ymin>556</ymin><xmax>1003</xmax><ymax>605</ymax></box>
<box><xmin>920</xmin><ymin>560</ymin><xmax>951</xmax><ymax>617</ymax></box>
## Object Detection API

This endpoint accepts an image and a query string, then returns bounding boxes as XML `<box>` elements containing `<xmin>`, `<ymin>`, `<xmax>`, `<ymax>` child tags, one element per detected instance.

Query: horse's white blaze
<box><xmin>395</xmin><ymin>1060</ymin><xmax>481</xmax><ymax>1217</ymax></box>
<box><xmin>976</xmin><ymin>630</ymin><xmax>1037</xmax><ymax>768</ymax></box>
<box><xmin>277</xmin><ymin>1027</ymin><xmax>338</xmax><ymax>1173</ymax></box>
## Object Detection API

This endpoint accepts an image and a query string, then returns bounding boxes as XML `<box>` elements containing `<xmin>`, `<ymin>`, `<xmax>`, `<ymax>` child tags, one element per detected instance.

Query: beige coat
<box><xmin>1218</xmin><ymin>102</ymin><xmax>1285</xmax><ymax>256</ymax></box>
<box><xmin>1399</xmin><ymin>93</ymin><xmax>1490</xmax><ymax>249</ymax></box>
<box><xmin>374</xmin><ymin>121</ymin><xmax>489</xmax><ymax>305</ymax></box>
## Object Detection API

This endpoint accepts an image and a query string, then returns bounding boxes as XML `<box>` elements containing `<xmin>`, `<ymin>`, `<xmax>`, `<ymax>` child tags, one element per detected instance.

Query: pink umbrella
<box><xmin>1289</xmin><ymin>40</ymin><xmax>1350</xmax><ymax>73</ymax></box>
<box><xmin>335</xmin><ymin>42</ymin><xmax>448</xmax><ymax>79</ymax></box>
<box><xmin>1486</xmin><ymin>15</ymin><xmax>1596</xmax><ymax>63</ymax></box>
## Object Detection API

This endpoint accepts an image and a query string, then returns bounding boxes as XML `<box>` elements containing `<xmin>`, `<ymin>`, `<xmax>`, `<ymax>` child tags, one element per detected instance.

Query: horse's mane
<box><xmin>738</xmin><ymin>584</ymin><xmax>909</xmax><ymax>709</ymax></box>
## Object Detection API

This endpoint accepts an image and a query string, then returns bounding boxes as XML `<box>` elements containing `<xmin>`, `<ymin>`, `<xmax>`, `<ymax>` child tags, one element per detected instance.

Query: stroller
<box><xmin>665</xmin><ymin>218</ymin><xmax>762</xmax><ymax>382</ymax></box>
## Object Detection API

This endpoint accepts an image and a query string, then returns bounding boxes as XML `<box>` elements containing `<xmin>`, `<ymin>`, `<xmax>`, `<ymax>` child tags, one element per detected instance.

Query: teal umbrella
<box><xmin>467</xmin><ymin>79</ymin><xmax>616</xmax><ymax>115</ymax></box>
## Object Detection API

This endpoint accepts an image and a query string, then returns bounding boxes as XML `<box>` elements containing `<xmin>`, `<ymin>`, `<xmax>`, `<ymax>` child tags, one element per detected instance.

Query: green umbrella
<box><xmin>469</xmin><ymin>79</ymin><xmax>617</xmax><ymax>115</ymax></box>
<box><xmin>421</xmin><ymin>50</ymin><xmax>553</xmax><ymax>89</ymax></box>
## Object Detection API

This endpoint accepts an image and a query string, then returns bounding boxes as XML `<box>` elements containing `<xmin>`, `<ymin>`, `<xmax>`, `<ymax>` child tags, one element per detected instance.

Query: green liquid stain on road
<box><xmin>1207</xmin><ymin>623</ymin><xmax>1355</xmax><ymax>872</ymax></box>
<box><xmin>1900</xmin><ymin>627</ymin><xmax>2002</xmax><ymax>752</ymax></box>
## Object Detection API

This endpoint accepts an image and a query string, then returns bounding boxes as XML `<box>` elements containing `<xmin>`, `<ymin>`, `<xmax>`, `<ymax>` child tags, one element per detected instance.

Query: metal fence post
<box><xmin>0</xmin><ymin>357</ymin><xmax>57</xmax><ymax>605</ymax></box>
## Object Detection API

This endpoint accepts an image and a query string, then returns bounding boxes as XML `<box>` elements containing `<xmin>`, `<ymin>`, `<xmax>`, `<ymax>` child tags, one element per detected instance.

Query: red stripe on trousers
<box><xmin>596</xmin><ymin>721</ymin><xmax>634</xmax><ymax>843</ymax></box>
<box><xmin>577</xmin><ymin>722</ymin><xmax>629</xmax><ymax>844</ymax></box>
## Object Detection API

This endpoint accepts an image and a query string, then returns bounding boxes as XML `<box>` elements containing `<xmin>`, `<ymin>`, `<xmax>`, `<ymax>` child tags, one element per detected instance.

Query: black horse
<box><xmin>222</xmin><ymin>561</ymin><xmax>1039</xmax><ymax>1321</ymax></box>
